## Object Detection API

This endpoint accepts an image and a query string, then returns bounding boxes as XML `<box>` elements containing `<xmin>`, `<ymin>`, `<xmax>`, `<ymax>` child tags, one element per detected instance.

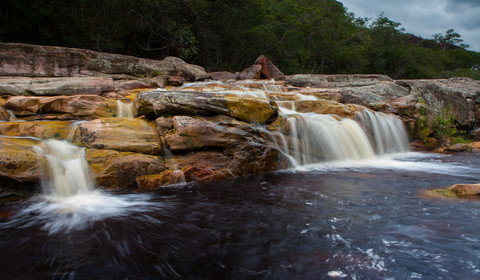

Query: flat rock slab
<box><xmin>0</xmin><ymin>77</ymin><xmax>114</xmax><ymax>96</ymax></box>
<box><xmin>72</xmin><ymin>118</ymin><xmax>162</xmax><ymax>155</ymax></box>
<box><xmin>136</xmin><ymin>90</ymin><xmax>278</xmax><ymax>124</ymax></box>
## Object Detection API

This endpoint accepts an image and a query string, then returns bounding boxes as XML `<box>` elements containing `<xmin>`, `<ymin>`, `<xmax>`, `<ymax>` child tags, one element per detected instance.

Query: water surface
<box><xmin>1</xmin><ymin>153</ymin><xmax>480</xmax><ymax>280</ymax></box>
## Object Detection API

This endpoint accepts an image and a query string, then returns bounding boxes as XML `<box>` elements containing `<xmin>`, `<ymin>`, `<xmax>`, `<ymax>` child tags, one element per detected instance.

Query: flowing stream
<box><xmin>1</xmin><ymin>80</ymin><xmax>479</xmax><ymax>279</ymax></box>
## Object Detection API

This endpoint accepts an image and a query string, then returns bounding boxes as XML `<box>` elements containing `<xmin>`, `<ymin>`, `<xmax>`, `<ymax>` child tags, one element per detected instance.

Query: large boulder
<box><xmin>136</xmin><ymin>90</ymin><xmax>279</xmax><ymax>124</ymax></box>
<box><xmin>4</xmin><ymin>95</ymin><xmax>118</xmax><ymax>119</ymax></box>
<box><xmin>431</xmin><ymin>183</ymin><xmax>480</xmax><ymax>198</ymax></box>
<box><xmin>396</xmin><ymin>78</ymin><xmax>478</xmax><ymax>127</ymax></box>
<box><xmin>0</xmin><ymin>77</ymin><xmax>114</xmax><ymax>96</ymax></box>
<box><xmin>164</xmin><ymin>115</ymin><xmax>255</xmax><ymax>152</ymax></box>
<box><xmin>236</xmin><ymin>65</ymin><xmax>262</xmax><ymax>80</ymax></box>
<box><xmin>0</xmin><ymin>137</ymin><xmax>41</xmax><ymax>183</ymax></box>
<box><xmin>85</xmin><ymin>149</ymin><xmax>167</xmax><ymax>188</ymax></box>
<box><xmin>254</xmin><ymin>55</ymin><xmax>286</xmax><ymax>80</ymax></box>
<box><xmin>286</xmin><ymin>74</ymin><xmax>393</xmax><ymax>87</ymax></box>
<box><xmin>72</xmin><ymin>118</ymin><xmax>163</xmax><ymax>155</ymax></box>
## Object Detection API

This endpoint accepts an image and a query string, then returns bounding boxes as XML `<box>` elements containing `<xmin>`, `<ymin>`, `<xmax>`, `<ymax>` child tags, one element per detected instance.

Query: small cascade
<box><xmin>66</xmin><ymin>120</ymin><xmax>87</xmax><ymax>142</ymax></box>
<box><xmin>270</xmin><ymin>108</ymin><xmax>409</xmax><ymax>166</ymax></box>
<box><xmin>355</xmin><ymin>110</ymin><xmax>410</xmax><ymax>154</ymax></box>
<box><xmin>116</xmin><ymin>100</ymin><xmax>135</xmax><ymax>118</ymax></box>
<box><xmin>34</xmin><ymin>139</ymin><xmax>95</xmax><ymax>197</ymax></box>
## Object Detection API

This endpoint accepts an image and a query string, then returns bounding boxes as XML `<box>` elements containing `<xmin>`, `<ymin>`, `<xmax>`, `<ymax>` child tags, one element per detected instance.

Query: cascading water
<box><xmin>355</xmin><ymin>110</ymin><xmax>410</xmax><ymax>154</ymax></box>
<box><xmin>116</xmin><ymin>100</ymin><xmax>135</xmax><ymax>118</ymax></box>
<box><xmin>34</xmin><ymin>139</ymin><xmax>95</xmax><ymax>197</ymax></box>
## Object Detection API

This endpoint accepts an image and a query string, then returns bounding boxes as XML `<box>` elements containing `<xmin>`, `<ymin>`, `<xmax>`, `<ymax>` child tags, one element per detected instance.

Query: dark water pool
<box><xmin>1</xmin><ymin>153</ymin><xmax>480</xmax><ymax>279</ymax></box>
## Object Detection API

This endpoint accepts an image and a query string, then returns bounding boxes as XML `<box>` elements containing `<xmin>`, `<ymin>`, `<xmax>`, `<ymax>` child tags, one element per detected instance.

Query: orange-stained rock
<box><xmin>430</xmin><ymin>183</ymin><xmax>480</xmax><ymax>199</ymax></box>
<box><xmin>0</xmin><ymin>107</ymin><xmax>9</xmax><ymax>121</ymax></box>
<box><xmin>165</xmin><ymin>115</ymin><xmax>250</xmax><ymax>152</ymax></box>
<box><xmin>73</xmin><ymin>118</ymin><xmax>162</xmax><ymax>155</ymax></box>
<box><xmin>85</xmin><ymin>149</ymin><xmax>167</xmax><ymax>188</ymax></box>
<box><xmin>0</xmin><ymin>120</ymin><xmax>73</xmax><ymax>140</ymax></box>
<box><xmin>0</xmin><ymin>137</ymin><xmax>42</xmax><ymax>183</ymax></box>
<box><xmin>136</xmin><ymin>90</ymin><xmax>279</xmax><ymax>124</ymax></box>
<box><xmin>5</xmin><ymin>95</ymin><xmax>118</xmax><ymax>119</ymax></box>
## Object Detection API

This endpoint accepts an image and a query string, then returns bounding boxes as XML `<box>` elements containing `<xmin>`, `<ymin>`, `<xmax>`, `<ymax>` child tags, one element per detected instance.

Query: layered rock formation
<box><xmin>1</xmin><ymin>43</ymin><xmax>480</xmax><ymax>195</ymax></box>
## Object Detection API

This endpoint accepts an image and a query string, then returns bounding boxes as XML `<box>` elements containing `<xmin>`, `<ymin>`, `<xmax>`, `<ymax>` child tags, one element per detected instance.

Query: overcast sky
<box><xmin>339</xmin><ymin>0</ymin><xmax>480</xmax><ymax>52</ymax></box>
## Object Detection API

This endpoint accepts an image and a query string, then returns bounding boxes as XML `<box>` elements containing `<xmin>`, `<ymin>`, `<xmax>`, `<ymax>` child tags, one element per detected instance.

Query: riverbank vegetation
<box><xmin>1</xmin><ymin>0</ymin><xmax>479</xmax><ymax>79</ymax></box>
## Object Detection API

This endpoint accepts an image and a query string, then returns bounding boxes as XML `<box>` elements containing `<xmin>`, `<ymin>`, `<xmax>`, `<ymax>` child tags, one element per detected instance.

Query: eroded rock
<box><xmin>72</xmin><ymin>118</ymin><xmax>162</xmax><ymax>155</ymax></box>
<box><xmin>0</xmin><ymin>77</ymin><xmax>114</xmax><ymax>96</ymax></box>
<box><xmin>136</xmin><ymin>90</ymin><xmax>279</xmax><ymax>124</ymax></box>
<box><xmin>0</xmin><ymin>137</ymin><xmax>41</xmax><ymax>183</ymax></box>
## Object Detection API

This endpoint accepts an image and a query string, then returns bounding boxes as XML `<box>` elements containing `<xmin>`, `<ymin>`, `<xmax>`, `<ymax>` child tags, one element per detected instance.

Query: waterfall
<box><xmin>271</xmin><ymin>109</ymin><xmax>409</xmax><ymax>166</ymax></box>
<box><xmin>116</xmin><ymin>100</ymin><xmax>135</xmax><ymax>118</ymax></box>
<box><xmin>34</xmin><ymin>139</ymin><xmax>95</xmax><ymax>197</ymax></box>
<box><xmin>355</xmin><ymin>110</ymin><xmax>410</xmax><ymax>154</ymax></box>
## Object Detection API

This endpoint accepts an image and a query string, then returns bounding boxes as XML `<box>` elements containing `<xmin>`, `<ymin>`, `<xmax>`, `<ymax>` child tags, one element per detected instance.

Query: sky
<box><xmin>339</xmin><ymin>0</ymin><xmax>480</xmax><ymax>52</ymax></box>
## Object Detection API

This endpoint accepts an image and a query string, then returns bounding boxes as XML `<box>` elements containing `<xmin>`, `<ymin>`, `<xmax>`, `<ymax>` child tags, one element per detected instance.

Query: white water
<box><xmin>116</xmin><ymin>100</ymin><xmax>135</xmax><ymax>118</ymax></box>
<box><xmin>271</xmin><ymin>108</ymin><xmax>409</xmax><ymax>166</ymax></box>
<box><xmin>32</xmin><ymin>139</ymin><xmax>158</xmax><ymax>233</ymax></box>
<box><xmin>34</xmin><ymin>139</ymin><xmax>95</xmax><ymax>197</ymax></box>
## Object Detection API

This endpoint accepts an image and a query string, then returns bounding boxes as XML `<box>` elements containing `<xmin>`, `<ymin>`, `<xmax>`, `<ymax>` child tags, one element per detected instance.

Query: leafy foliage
<box><xmin>0</xmin><ymin>0</ymin><xmax>478</xmax><ymax>79</ymax></box>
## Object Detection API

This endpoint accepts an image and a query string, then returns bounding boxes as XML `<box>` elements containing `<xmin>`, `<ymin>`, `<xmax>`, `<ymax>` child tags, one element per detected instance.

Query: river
<box><xmin>1</xmin><ymin>152</ymin><xmax>479</xmax><ymax>279</ymax></box>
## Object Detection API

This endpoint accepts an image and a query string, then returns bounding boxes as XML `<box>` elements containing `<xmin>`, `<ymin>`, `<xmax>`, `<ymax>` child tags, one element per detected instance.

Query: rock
<box><xmin>396</xmin><ymin>79</ymin><xmax>477</xmax><ymax>127</ymax></box>
<box><xmin>0</xmin><ymin>43</ymin><xmax>175</xmax><ymax>77</ymax></box>
<box><xmin>113</xmin><ymin>79</ymin><xmax>156</xmax><ymax>90</ymax></box>
<box><xmin>286</xmin><ymin>74</ymin><xmax>393</xmax><ymax>87</ymax></box>
<box><xmin>236</xmin><ymin>64</ymin><xmax>262</xmax><ymax>80</ymax></box>
<box><xmin>166</xmin><ymin>76</ymin><xmax>185</xmax><ymax>87</ymax></box>
<box><xmin>72</xmin><ymin>118</ymin><xmax>162</xmax><ymax>155</ymax></box>
<box><xmin>136</xmin><ymin>170</ymin><xmax>188</xmax><ymax>189</ymax></box>
<box><xmin>162</xmin><ymin>56</ymin><xmax>187</xmax><ymax>65</ymax></box>
<box><xmin>0</xmin><ymin>107</ymin><xmax>9</xmax><ymax>121</ymax></box>
<box><xmin>293</xmin><ymin>100</ymin><xmax>363</xmax><ymax>118</ymax></box>
<box><xmin>471</xmin><ymin>127</ymin><xmax>480</xmax><ymax>141</ymax></box>
<box><xmin>164</xmin><ymin>115</ymin><xmax>252</xmax><ymax>152</ymax></box>
<box><xmin>0</xmin><ymin>120</ymin><xmax>73</xmax><ymax>139</ymax></box>
<box><xmin>431</xmin><ymin>183</ymin><xmax>480</xmax><ymax>198</ymax></box>
<box><xmin>209</xmin><ymin>71</ymin><xmax>237</xmax><ymax>81</ymax></box>
<box><xmin>136</xmin><ymin>90</ymin><xmax>279</xmax><ymax>124</ymax></box>
<box><xmin>0</xmin><ymin>137</ymin><xmax>42</xmax><ymax>183</ymax></box>
<box><xmin>172</xmin><ymin>64</ymin><xmax>211</xmax><ymax>81</ymax></box>
<box><xmin>254</xmin><ymin>55</ymin><xmax>285</xmax><ymax>80</ymax></box>
<box><xmin>0</xmin><ymin>77</ymin><xmax>114</xmax><ymax>96</ymax></box>
<box><xmin>85</xmin><ymin>149</ymin><xmax>167</xmax><ymax>188</ymax></box>
<box><xmin>5</xmin><ymin>95</ymin><xmax>118</xmax><ymax>119</ymax></box>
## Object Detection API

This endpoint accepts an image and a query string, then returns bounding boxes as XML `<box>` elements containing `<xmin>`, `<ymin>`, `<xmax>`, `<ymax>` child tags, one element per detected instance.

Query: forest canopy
<box><xmin>1</xmin><ymin>0</ymin><xmax>479</xmax><ymax>79</ymax></box>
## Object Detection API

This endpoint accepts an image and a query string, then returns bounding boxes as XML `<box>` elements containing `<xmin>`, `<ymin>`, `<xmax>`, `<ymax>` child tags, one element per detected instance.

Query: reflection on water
<box><xmin>1</xmin><ymin>153</ymin><xmax>480</xmax><ymax>279</ymax></box>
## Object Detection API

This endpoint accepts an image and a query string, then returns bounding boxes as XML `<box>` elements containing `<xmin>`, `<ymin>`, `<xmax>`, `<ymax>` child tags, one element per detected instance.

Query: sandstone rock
<box><xmin>293</xmin><ymin>100</ymin><xmax>363</xmax><ymax>118</ymax></box>
<box><xmin>172</xmin><ymin>64</ymin><xmax>211</xmax><ymax>81</ymax></box>
<box><xmin>0</xmin><ymin>107</ymin><xmax>9</xmax><ymax>121</ymax></box>
<box><xmin>0</xmin><ymin>120</ymin><xmax>73</xmax><ymax>139</ymax></box>
<box><xmin>72</xmin><ymin>118</ymin><xmax>162</xmax><ymax>155</ymax></box>
<box><xmin>113</xmin><ymin>79</ymin><xmax>156</xmax><ymax>90</ymax></box>
<box><xmin>162</xmin><ymin>56</ymin><xmax>187</xmax><ymax>65</ymax></box>
<box><xmin>0</xmin><ymin>77</ymin><xmax>114</xmax><ymax>96</ymax></box>
<box><xmin>0</xmin><ymin>137</ymin><xmax>42</xmax><ymax>183</ymax></box>
<box><xmin>5</xmin><ymin>95</ymin><xmax>118</xmax><ymax>119</ymax></box>
<box><xmin>85</xmin><ymin>149</ymin><xmax>167</xmax><ymax>188</ymax></box>
<box><xmin>209</xmin><ymin>71</ymin><xmax>237</xmax><ymax>81</ymax></box>
<box><xmin>254</xmin><ymin>55</ymin><xmax>285</xmax><ymax>80</ymax></box>
<box><xmin>236</xmin><ymin>65</ymin><xmax>262</xmax><ymax>80</ymax></box>
<box><xmin>0</xmin><ymin>43</ymin><xmax>175</xmax><ymax>77</ymax></box>
<box><xmin>136</xmin><ymin>90</ymin><xmax>279</xmax><ymax>124</ymax></box>
<box><xmin>286</xmin><ymin>74</ymin><xmax>393</xmax><ymax>87</ymax></box>
<box><xmin>166</xmin><ymin>76</ymin><xmax>185</xmax><ymax>87</ymax></box>
<box><xmin>165</xmin><ymin>115</ymin><xmax>251</xmax><ymax>152</ymax></box>
<box><xmin>136</xmin><ymin>170</ymin><xmax>188</xmax><ymax>189</ymax></box>
<box><xmin>431</xmin><ymin>183</ymin><xmax>480</xmax><ymax>198</ymax></box>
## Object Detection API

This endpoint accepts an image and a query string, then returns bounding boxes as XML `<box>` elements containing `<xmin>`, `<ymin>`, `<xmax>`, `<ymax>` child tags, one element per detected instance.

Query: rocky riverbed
<box><xmin>1</xmin><ymin>43</ymin><xmax>480</xmax><ymax>197</ymax></box>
